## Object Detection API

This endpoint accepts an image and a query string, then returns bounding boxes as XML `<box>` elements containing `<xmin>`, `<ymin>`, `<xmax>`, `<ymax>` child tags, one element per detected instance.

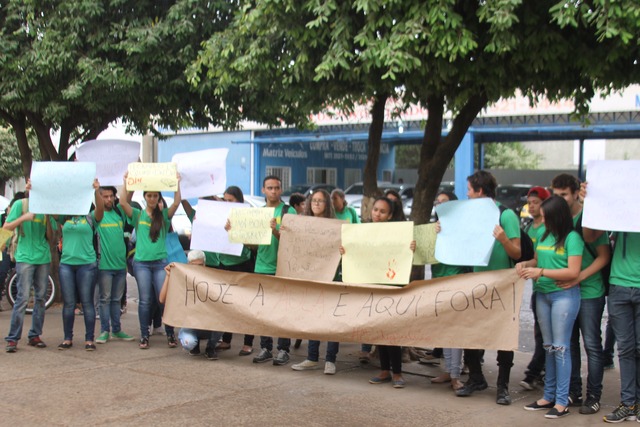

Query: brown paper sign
<box><xmin>163</xmin><ymin>264</ymin><xmax>525</xmax><ymax>350</ymax></box>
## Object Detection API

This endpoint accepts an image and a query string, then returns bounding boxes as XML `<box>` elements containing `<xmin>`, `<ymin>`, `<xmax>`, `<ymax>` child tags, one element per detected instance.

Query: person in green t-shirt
<box><xmin>4</xmin><ymin>180</ymin><xmax>52</xmax><ymax>353</ymax></box>
<box><xmin>288</xmin><ymin>192</ymin><xmax>305</xmax><ymax>215</ymax></box>
<box><xmin>119</xmin><ymin>172</ymin><xmax>182</xmax><ymax>350</ymax></box>
<box><xmin>519</xmin><ymin>186</ymin><xmax>551</xmax><ymax>392</ymax></box>
<box><xmin>331</xmin><ymin>189</ymin><xmax>360</xmax><ymax>224</ymax></box>
<box><xmin>55</xmin><ymin>178</ymin><xmax>104</xmax><ymax>351</ymax></box>
<box><xmin>456</xmin><ymin>171</ymin><xmax>521</xmax><ymax>405</ymax></box>
<box><xmin>94</xmin><ymin>186</ymin><xmax>135</xmax><ymax>345</ymax></box>
<box><xmin>517</xmin><ymin>195</ymin><xmax>583</xmax><ymax>418</ymax></box>
<box><xmin>551</xmin><ymin>173</ymin><xmax>610</xmax><ymax>414</ymax></box>
<box><xmin>227</xmin><ymin>175</ymin><xmax>295</xmax><ymax>366</ymax></box>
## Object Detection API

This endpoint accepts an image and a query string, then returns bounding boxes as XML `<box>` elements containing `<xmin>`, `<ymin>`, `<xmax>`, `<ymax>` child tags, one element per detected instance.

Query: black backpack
<box><xmin>498</xmin><ymin>205</ymin><xmax>535</xmax><ymax>264</ymax></box>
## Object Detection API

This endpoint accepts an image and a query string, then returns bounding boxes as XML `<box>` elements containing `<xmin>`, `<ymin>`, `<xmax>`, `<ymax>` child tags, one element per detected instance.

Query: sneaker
<box><xmin>139</xmin><ymin>337</ymin><xmax>149</xmax><ymax>350</ymax></box>
<box><xmin>28</xmin><ymin>337</ymin><xmax>47</xmax><ymax>348</ymax></box>
<box><xmin>5</xmin><ymin>341</ymin><xmax>17</xmax><ymax>353</ymax></box>
<box><xmin>189</xmin><ymin>346</ymin><xmax>201</xmax><ymax>356</ymax></box>
<box><xmin>96</xmin><ymin>332</ymin><xmax>110</xmax><ymax>344</ymax></box>
<box><xmin>456</xmin><ymin>379</ymin><xmax>488</xmax><ymax>397</ymax></box>
<box><xmin>111</xmin><ymin>331</ymin><xmax>135</xmax><ymax>341</ymax></box>
<box><xmin>545</xmin><ymin>407</ymin><xmax>570</xmax><ymax>419</ymax></box>
<box><xmin>204</xmin><ymin>348</ymin><xmax>219</xmax><ymax>360</ymax></box>
<box><xmin>273</xmin><ymin>349</ymin><xmax>290</xmax><ymax>366</ymax></box>
<box><xmin>292</xmin><ymin>359</ymin><xmax>319</xmax><ymax>371</ymax></box>
<box><xmin>496</xmin><ymin>387</ymin><xmax>511</xmax><ymax>405</ymax></box>
<box><xmin>579</xmin><ymin>396</ymin><xmax>600</xmax><ymax>415</ymax></box>
<box><xmin>603</xmin><ymin>403</ymin><xmax>636</xmax><ymax>423</ymax></box>
<box><xmin>253</xmin><ymin>349</ymin><xmax>273</xmax><ymax>364</ymax></box>
<box><xmin>324</xmin><ymin>361</ymin><xmax>336</xmax><ymax>375</ymax></box>
<box><xmin>520</xmin><ymin>378</ymin><xmax>535</xmax><ymax>391</ymax></box>
<box><xmin>568</xmin><ymin>393</ymin><xmax>583</xmax><ymax>407</ymax></box>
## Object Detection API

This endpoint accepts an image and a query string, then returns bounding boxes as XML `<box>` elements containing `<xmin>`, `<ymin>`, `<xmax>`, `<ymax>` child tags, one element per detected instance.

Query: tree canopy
<box><xmin>192</xmin><ymin>0</ymin><xmax>640</xmax><ymax>223</ymax></box>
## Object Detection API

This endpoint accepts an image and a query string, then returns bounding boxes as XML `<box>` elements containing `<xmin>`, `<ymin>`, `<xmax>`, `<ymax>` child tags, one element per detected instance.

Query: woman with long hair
<box><xmin>291</xmin><ymin>189</ymin><xmax>340</xmax><ymax>375</ymax></box>
<box><xmin>518</xmin><ymin>195</ymin><xmax>583</xmax><ymax>419</ymax></box>
<box><xmin>119</xmin><ymin>173</ymin><xmax>181</xmax><ymax>349</ymax></box>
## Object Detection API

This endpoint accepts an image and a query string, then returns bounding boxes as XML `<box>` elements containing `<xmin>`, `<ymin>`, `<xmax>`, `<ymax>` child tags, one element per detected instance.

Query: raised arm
<box><xmin>167</xmin><ymin>174</ymin><xmax>182</xmax><ymax>219</ymax></box>
<box><xmin>93</xmin><ymin>179</ymin><xmax>104</xmax><ymax>222</ymax></box>
<box><xmin>118</xmin><ymin>173</ymin><xmax>134</xmax><ymax>218</ymax></box>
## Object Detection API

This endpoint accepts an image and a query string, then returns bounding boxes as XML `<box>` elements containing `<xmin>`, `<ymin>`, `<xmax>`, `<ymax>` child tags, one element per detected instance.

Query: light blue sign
<box><xmin>29</xmin><ymin>161</ymin><xmax>97</xmax><ymax>215</ymax></box>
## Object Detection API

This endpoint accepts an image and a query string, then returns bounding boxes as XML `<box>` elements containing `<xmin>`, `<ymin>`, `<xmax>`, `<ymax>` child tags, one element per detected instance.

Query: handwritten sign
<box><xmin>435</xmin><ymin>198</ymin><xmax>499</xmax><ymax>266</ymax></box>
<box><xmin>341</xmin><ymin>221</ymin><xmax>414</xmax><ymax>285</ymax></box>
<box><xmin>76</xmin><ymin>139</ymin><xmax>140</xmax><ymax>186</ymax></box>
<box><xmin>583</xmin><ymin>160</ymin><xmax>640</xmax><ymax>232</ymax></box>
<box><xmin>172</xmin><ymin>148</ymin><xmax>229</xmax><ymax>199</ymax></box>
<box><xmin>276</xmin><ymin>215</ymin><xmax>345</xmax><ymax>281</ymax></box>
<box><xmin>0</xmin><ymin>227</ymin><xmax>13</xmax><ymax>250</ymax></box>
<box><xmin>228</xmin><ymin>207</ymin><xmax>275</xmax><ymax>245</ymax></box>
<box><xmin>413</xmin><ymin>223</ymin><xmax>438</xmax><ymax>265</ymax></box>
<box><xmin>29</xmin><ymin>161</ymin><xmax>96</xmax><ymax>215</ymax></box>
<box><xmin>163</xmin><ymin>264</ymin><xmax>525</xmax><ymax>350</ymax></box>
<box><xmin>191</xmin><ymin>199</ymin><xmax>244</xmax><ymax>256</ymax></box>
<box><xmin>126</xmin><ymin>162</ymin><xmax>178</xmax><ymax>192</ymax></box>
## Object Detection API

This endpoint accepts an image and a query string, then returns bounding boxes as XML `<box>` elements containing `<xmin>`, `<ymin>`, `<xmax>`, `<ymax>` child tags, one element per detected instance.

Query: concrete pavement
<box><xmin>0</xmin><ymin>286</ymin><xmax>625</xmax><ymax>426</ymax></box>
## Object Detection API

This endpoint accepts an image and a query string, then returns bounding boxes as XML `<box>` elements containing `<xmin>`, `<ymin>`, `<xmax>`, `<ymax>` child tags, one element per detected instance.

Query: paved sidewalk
<box><xmin>0</xmin><ymin>295</ymin><xmax>623</xmax><ymax>426</ymax></box>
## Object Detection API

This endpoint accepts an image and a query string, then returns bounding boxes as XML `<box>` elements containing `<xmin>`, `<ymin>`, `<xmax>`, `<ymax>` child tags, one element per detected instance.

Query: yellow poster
<box><xmin>413</xmin><ymin>223</ymin><xmax>438</xmax><ymax>265</ymax></box>
<box><xmin>163</xmin><ymin>264</ymin><xmax>525</xmax><ymax>350</ymax></box>
<box><xmin>341</xmin><ymin>222</ymin><xmax>414</xmax><ymax>285</ymax></box>
<box><xmin>126</xmin><ymin>162</ymin><xmax>178</xmax><ymax>191</ymax></box>
<box><xmin>0</xmin><ymin>228</ymin><xmax>13</xmax><ymax>250</ymax></box>
<box><xmin>228</xmin><ymin>207</ymin><xmax>275</xmax><ymax>245</ymax></box>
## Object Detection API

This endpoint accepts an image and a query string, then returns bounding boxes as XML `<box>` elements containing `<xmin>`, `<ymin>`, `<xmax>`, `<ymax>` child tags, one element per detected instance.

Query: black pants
<box><xmin>379</xmin><ymin>345</ymin><xmax>402</xmax><ymax>374</ymax></box>
<box><xmin>465</xmin><ymin>349</ymin><xmax>514</xmax><ymax>387</ymax></box>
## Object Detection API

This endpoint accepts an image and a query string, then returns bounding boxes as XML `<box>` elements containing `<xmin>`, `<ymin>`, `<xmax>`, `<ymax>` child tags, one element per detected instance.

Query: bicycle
<box><xmin>1</xmin><ymin>268</ymin><xmax>56</xmax><ymax>314</ymax></box>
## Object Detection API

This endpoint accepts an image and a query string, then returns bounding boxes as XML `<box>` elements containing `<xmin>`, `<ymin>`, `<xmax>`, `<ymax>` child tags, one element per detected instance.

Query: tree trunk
<box><xmin>27</xmin><ymin>113</ymin><xmax>59</xmax><ymax>161</ymax></box>
<box><xmin>0</xmin><ymin>111</ymin><xmax>33</xmax><ymax>178</ymax></box>
<box><xmin>361</xmin><ymin>93</ymin><xmax>388</xmax><ymax>221</ymax></box>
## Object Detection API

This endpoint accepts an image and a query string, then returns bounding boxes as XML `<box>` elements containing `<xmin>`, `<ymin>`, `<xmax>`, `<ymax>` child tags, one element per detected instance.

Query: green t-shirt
<box><xmin>95</xmin><ymin>208</ymin><xmax>127</xmax><ymax>270</ymax></box>
<box><xmin>130</xmin><ymin>207</ymin><xmax>170</xmax><ymax>262</ymax></box>
<box><xmin>254</xmin><ymin>203</ymin><xmax>296</xmax><ymax>274</ymax></box>
<box><xmin>474</xmin><ymin>203</ymin><xmax>520</xmax><ymax>272</ymax></box>
<box><xmin>431</xmin><ymin>263</ymin><xmax>471</xmax><ymax>278</ymax></box>
<box><xmin>573</xmin><ymin>214</ymin><xmax>607</xmax><ymax>299</ymax></box>
<box><xmin>56</xmin><ymin>216</ymin><xmax>97</xmax><ymax>265</ymax></box>
<box><xmin>6</xmin><ymin>199</ymin><xmax>51</xmax><ymax>264</ymax></box>
<box><xmin>609</xmin><ymin>232</ymin><xmax>640</xmax><ymax>288</ymax></box>
<box><xmin>335</xmin><ymin>206</ymin><xmax>360</xmax><ymax>224</ymax></box>
<box><xmin>219</xmin><ymin>246</ymin><xmax>252</xmax><ymax>267</ymax></box>
<box><xmin>186</xmin><ymin>209</ymin><xmax>219</xmax><ymax>267</ymax></box>
<box><xmin>534</xmin><ymin>230</ymin><xmax>584</xmax><ymax>294</ymax></box>
<box><xmin>526</xmin><ymin>222</ymin><xmax>544</xmax><ymax>246</ymax></box>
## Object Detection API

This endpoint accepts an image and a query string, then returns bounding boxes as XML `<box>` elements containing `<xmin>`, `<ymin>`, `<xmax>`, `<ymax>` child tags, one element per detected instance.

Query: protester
<box><xmin>331</xmin><ymin>189</ymin><xmax>360</xmax><ymax>224</ymax></box>
<box><xmin>519</xmin><ymin>186</ymin><xmax>551</xmax><ymax>391</ymax></box>
<box><xmin>216</xmin><ymin>186</ymin><xmax>255</xmax><ymax>356</ymax></box>
<box><xmin>289</xmin><ymin>192</ymin><xmax>306</xmax><ymax>215</ymax></box>
<box><xmin>160</xmin><ymin>250</ymin><xmax>223</xmax><ymax>360</ymax></box>
<box><xmin>4</xmin><ymin>181</ymin><xmax>52</xmax><ymax>353</ymax></box>
<box><xmin>227</xmin><ymin>175</ymin><xmax>296</xmax><ymax>365</ymax></box>
<box><xmin>119</xmin><ymin>172</ymin><xmax>182</xmax><ymax>349</ymax></box>
<box><xmin>430</xmin><ymin>191</ymin><xmax>471</xmax><ymax>392</ymax></box>
<box><xmin>455</xmin><ymin>171</ymin><xmax>522</xmax><ymax>405</ymax></box>
<box><xmin>518</xmin><ymin>195</ymin><xmax>583</xmax><ymax>419</ymax></box>
<box><xmin>291</xmin><ymin>189</ymin><xmax>340</xmax><ymax>375</ymax></box>
<box><xmin>340</xmin><ymin>196</ymin><xmax>415</xmax><ymax>388</ymax></box>
<box><xmin>95</xmin><ymin>186</ymin><xmax>135</xmax><ymax>344</ymax></box>
<box><xmin>383</xmin><ymin>188</ymin><xmax>407</xmax><ymax>221</ymax></box>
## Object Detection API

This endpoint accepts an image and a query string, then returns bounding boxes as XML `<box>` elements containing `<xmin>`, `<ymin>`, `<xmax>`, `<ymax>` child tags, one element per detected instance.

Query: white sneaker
<box><xmin>292</xmin><ymin>359</ymin><xmax>319</xmax><ymax>371</ymax></box>
<box><xmin>324</xmin><ymin>361</ymin><xmax>336</xmax><ymax>375</ymax></box>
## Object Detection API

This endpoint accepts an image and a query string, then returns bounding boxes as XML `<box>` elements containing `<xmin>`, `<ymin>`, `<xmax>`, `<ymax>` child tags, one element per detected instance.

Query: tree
<box><xmin>0</xmin><ymin>0</ymin><xmax>235</xmax><ymax>176</ymax></box>
<box><xmin>481</xmin><ymin>142</ymin><xmax>544</xmax><ymax>170</ymax></box>
<box><xmin>192</xmin><ymin>0</ymin><xmax>640</xmax><ymax>226</ymax></box>
<box><xmin>0</xmin><ymin>128</ymin><xmax>39</xmax><ymax>196</ymax></box>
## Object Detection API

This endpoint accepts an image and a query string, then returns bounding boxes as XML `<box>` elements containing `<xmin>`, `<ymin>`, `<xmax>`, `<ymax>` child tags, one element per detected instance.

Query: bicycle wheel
<box><xmin>7</xmin><ymin>270</ymin><xmax>56</xmax><ymax>314</ymax></box>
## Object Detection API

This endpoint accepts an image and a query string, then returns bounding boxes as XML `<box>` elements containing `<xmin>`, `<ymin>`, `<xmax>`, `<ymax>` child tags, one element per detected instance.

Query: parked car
<box><xmin>495</xmin><ymin>184</ymin><xmax>533</xmax><ymax>215</ymax></box>
<box><xmin>346</xmin><ymin>182</ymin><xmax>414</xmax><ymax>218</ymax></box>
<box><xmin>403</xmin><ymin>181</ymin><xmax>455</xmax><ymax>220</ymax></box>
<box><xmin>281</xmin><ymin>183</ymin><xmax>337</xmax><ymax>204</ymax></box>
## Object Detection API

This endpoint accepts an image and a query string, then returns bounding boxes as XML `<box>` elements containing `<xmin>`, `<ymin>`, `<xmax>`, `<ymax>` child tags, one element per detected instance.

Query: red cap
<box><xmin>527</xmin><ymin>186</ymin><xmax>550</xmax><ymax>201</ymax></box>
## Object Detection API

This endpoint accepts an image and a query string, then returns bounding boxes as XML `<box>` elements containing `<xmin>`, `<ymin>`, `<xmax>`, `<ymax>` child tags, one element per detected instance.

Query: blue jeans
<box><xmin>179</xmin><ymin>328</ymin><xmax>223</xmax><ymax>351</ymax></box>
<box><xmin>133</xmin><ymin>259</ymin><xmax>173</xmax><ymax>338</ymax></box>
<box><xmin>98</xmin><ymin>269</ymin><xmax>127</xmax><ymax>333</ymax></box>
<box><xmin>5</xmin><ymin>263</ymin><xmax>50</xmax><ymax>342</ymax></box>
<box><xmin>536</xmin><ymin>287</ymin><xmax>581</xmax><ymax>407</ymax></box>
<box><xmin>569</xmin><ymin>295</ymin><xmax>605</xmax><ymax>401</ymax></box>
<box><xmin>607</xmin><ymin>284</ymin><xmax>640</xmax><ymax>406</ymax></box>
<box><xmin>444</xmin><ymin>348</ymin><xmax>464</xmax><ymax>378</ymax></box>
<box><xmin>59</xmin><ymin>262</ymin><xmax>98</xmax><ymax>342</ymax></box>
<box><xmin>307</xmin><ymin>340</ymin><xmax>339</xmax><ymax>363</ymax></box>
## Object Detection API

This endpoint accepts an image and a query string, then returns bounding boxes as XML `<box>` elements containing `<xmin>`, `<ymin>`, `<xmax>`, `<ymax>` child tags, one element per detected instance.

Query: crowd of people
<box><xmin>2</xmin><ymin>169</ymin><xmax>637</xmax><ymax>423</ymax></box>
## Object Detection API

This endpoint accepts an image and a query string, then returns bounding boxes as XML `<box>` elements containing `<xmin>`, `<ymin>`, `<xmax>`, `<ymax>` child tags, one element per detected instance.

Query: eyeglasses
<box><xmin>311</xmin><ymin>199</ymin><xmax>326</xmax><ymax>205</ymax></box>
